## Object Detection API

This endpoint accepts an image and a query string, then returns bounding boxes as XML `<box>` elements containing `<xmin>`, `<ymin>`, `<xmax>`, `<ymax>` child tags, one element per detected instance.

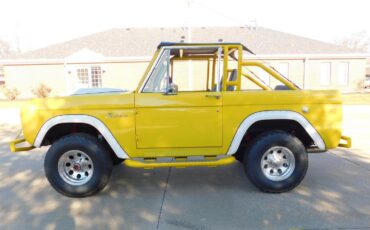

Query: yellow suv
<box><xmin>10</xmin><ymin>42</ymin><xmax>351</xmax><ymax>197</ymax></box>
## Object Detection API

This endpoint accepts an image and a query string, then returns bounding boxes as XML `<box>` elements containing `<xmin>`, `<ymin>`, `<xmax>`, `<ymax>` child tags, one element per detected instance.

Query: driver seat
<box><xmin>226</xmin><ymin>69</ymin><xmax>238</xmax><ymax>91</ymax></box>
<box><xmin>212</xmin><ymin>69</ymin><xmax>238</xmax><ymax>91</ymax></box>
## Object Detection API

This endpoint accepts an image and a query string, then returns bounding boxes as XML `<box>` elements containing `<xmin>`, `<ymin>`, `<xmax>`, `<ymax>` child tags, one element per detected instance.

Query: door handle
<box><xmin>205</xmin><ymin>94</ymin><xmax>221</xmax><ymax>99</ymax></box>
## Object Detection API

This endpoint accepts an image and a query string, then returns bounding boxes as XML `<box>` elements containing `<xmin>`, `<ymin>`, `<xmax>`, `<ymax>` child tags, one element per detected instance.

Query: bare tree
<box><xmin>336</xmin><ymin>31</ymin><xmax>370</xmax><ymax>52</ymax></box>
<box><xmin>0</xmin><ymin>39</ymin><xmax>12</xmax><ymax>58</ymax></box>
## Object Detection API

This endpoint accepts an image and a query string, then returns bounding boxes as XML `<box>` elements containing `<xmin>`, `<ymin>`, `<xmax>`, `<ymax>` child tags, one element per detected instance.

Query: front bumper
<box><xmin>9</xmin><ymin>138</ymin><xmax>35</xmax><ymax>152</ymax></box>
<box><xmin>338</xmin><ymin>135</ymin><xmax>351</xmax><ymax>148</ymax></box>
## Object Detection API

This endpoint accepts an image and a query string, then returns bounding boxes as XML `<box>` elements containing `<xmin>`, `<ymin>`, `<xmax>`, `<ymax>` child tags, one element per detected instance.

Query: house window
<box><xmin>91</xmin><ymin>66</ymin><xmax>102</xmax><ymax>87</ymax></box>
<box><xmin>338</xmin><ymin>62</ymin><xmax>349</xmax><ymax>86</ymax></box>
<box><xmin>275</xmin><ymin>63</ymin><xmax>289</xmax><ymax>79</ymax></box>
<box><xmin>77</xmin><ymin>68</ymin><xmax>89</xmax><ymax>84</ymax></box>
<box><xmin>258</xmin><ymin>68</ymin><xmax>270</xmax><ymax>86</ymax></box>
<box><xmin>75</xmin><ymin>66</ymin><xmax>102</xmax><ymax>88</ymax></box>
<box><xmin>320</xmin><ymin>62</ymin><xmax>331</xmax><ymax>86</ymax></box>
<box><xmin>253</xmin><ymin>62</ymin><xmax>270</xmax><ymax>86</ymax></box>
<box><xmin>0</xmin><ymin>66</ymin><xmax>5</xmax><ymax>86</ymax></box>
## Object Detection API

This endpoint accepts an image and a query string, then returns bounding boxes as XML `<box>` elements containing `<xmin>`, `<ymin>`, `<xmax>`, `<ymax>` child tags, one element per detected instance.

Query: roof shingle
<box><xmin>15</xmin><ymin>26</ymin><xmax>363</xmax><ymax>59</ymax></box>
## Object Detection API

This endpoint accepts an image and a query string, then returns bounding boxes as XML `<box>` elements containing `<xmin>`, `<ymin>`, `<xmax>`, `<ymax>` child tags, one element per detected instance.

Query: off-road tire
<box><xmin>44</xmin><ymin>133</ymin><xmax>113</xmax><ymax>197</ymax></box>
<box><xmin>244</xmin><ymin>130</ymin><xmax>308</xmax><ymax>193</ymax></box>
<box><xmin>112</xmin><ymin>155</ymin><xmax>125</xmax><ymax>165</ymax></box>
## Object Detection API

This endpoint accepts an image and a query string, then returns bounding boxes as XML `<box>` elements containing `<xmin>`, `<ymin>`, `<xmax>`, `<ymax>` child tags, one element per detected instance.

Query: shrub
<box><xmin>32</xmin><ymin>84</ymin><xmax>52</xmax><ymax>98</ymax></box>
<box><xmin>2</xmin><ymin>87</ymin><xmax>20</xmax><ymax>100</ymax></box>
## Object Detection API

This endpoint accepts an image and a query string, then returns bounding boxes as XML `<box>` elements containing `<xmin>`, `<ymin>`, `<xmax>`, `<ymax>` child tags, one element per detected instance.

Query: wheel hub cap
<box><xmin>73</xmin><ymin>164</ymin><xmax>81</xmax><ymax>171</ymax></box>
<box><xmin>58</xmin><ymin>150</ymin><xmax>94</xmax><ymax>186</ymax></box>
<box><xmin>260</xmin><ymin>146</ymin><xmax>295</xmax><ymax>181</ymax></box>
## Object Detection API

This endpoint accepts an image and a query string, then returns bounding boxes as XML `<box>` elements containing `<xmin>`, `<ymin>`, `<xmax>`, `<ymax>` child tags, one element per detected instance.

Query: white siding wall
<box><xmin>1</xmin><ymin>57</ymin><xmax>366</xmax><ymax>99</ymax></box>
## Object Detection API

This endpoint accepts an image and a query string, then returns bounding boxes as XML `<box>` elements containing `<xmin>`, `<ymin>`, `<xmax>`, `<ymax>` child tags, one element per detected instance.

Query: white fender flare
<box><xmin>34</xmin><ymin>115</ymin><xmax>129</xmax><ymax>159</ymax></box>
<box><xmin>226</xmin><ymin>111</ymin><xmax>326</xmax><ymax>155</ymax></box>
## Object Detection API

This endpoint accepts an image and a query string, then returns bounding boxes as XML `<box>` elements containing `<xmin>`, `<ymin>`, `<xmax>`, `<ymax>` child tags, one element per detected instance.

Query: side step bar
<box><xmin>124</xmin><ymin>156</ymin><xmax>236</xmax><ymax>169</ymax></box>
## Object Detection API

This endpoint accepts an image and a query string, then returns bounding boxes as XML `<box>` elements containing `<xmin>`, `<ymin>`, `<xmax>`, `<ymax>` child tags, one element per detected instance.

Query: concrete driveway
<box><xmin>0</xmin><ymin>106</ymin><xmax>370</xmax><ymax>230</ymax></box>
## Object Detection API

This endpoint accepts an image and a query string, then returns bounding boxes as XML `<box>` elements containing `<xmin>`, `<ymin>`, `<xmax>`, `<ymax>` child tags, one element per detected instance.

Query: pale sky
<box><xmin>1</xmin><ymin>0</ymin><xmax>370</xmax><ymax>52</ymax></box>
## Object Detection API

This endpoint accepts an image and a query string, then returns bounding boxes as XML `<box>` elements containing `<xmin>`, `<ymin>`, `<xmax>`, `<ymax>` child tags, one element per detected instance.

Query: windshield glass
<box><xmin>142</xmin><ymin>50</ymin><xmax>169</xmax><ymax>93</ymax></box>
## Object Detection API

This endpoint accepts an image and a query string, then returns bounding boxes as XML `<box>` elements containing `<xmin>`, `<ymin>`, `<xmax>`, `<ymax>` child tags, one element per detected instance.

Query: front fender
<box><xmin>33</xmin><ymin>115</ymin><xmax>130</xmax><ymax>159</ymax></box>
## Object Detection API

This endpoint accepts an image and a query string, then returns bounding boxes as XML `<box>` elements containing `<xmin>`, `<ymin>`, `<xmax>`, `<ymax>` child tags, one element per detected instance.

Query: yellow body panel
<box><xmin>21</xmin><ymin>93</ymin><xmax>138</xmax><ymax>155</ymax></box>
<box><xmin>20</xmin><ymin>89</ymin><xmax>343</xmax><ymax>157</ymax></box>
<box><xmin>135</xmin><ymin>92</ymin><xmax>222</xmax><ymax>149</ymax></box>
<box><xmin>221</xmin><ymin>90</ymin><xmax>342</xmax><ymax>150</ymax></box>
<box><xmin>15</xmin><ymin>43</ymin><xmax>347</xmax><ymax>162</ymax></box>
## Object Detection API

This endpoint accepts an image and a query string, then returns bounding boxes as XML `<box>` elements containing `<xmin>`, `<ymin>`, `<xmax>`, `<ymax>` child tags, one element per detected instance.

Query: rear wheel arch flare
<box><xmin>226</xmin><ymin>111</ymin><xmax>326</xmax><ymax>155</ymax></box>
<box><xmin>246</xmin><ymin>119</ymin><xmax>315</xmax><ymax>147</ymax></box>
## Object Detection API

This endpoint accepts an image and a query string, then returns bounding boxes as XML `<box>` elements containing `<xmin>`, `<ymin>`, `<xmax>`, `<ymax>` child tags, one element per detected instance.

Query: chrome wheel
<box><xmin>260</xmin><ymin>146</ymin><xmax>295</xmax><ymax>181</ymax></box>
<box><xmin>57</xmin><ymin>150</ymin><xmax>94</xmax><ymax>186</ymax></box>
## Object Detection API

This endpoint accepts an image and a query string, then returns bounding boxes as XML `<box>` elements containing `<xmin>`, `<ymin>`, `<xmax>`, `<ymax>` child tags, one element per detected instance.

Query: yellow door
<box><xmin>135</xmin><ymin>91</ymin><xmax>222</xmax><ymax>148</ymax></box>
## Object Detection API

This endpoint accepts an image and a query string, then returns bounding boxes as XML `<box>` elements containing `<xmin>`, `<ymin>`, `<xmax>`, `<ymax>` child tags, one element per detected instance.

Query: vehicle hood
<box><xmin>22</xmin><ymin>91</ymin><xmax>134</xmax><ymax>111</ymax></box>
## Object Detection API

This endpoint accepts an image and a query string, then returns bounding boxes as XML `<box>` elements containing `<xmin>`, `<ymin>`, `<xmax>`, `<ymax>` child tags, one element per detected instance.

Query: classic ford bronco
<box><xmin>10</xmin><ymin>42</ymin><xmax>351</xmax><ymax>197</ymax></box>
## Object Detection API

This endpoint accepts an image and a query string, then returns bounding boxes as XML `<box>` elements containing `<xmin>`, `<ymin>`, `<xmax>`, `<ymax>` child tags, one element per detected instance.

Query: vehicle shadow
<box><xmin>2</xmin><ymin>107</ymin><xmax>370</xmax><ymax>230</ymax></box>
<box><xmin>2</xmin><ymin>146</ymin><xmax>370</xmax><ymax>230</ymax></box>
<box><xmin>0</xmin><ymin>146</ymin><xmax>169</xmax><ymax>230</ymax></box>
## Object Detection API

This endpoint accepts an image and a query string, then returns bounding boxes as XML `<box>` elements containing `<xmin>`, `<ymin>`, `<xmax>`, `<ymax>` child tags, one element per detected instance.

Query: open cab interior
<box><xmin>138</xmin><ymin>42</ymin><xmax>299</xmax><ymax>96</ymax></box>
